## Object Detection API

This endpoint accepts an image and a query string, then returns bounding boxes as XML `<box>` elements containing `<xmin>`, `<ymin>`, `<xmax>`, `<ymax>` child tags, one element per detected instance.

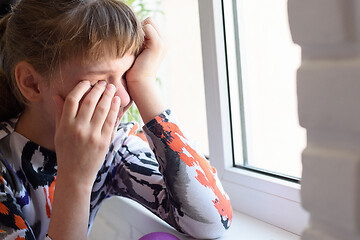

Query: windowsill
<box><xmin>89</xmin><ymin>197</ymin><xmax>301</xmax><ymax>240</ymax></box>
<box><xmin>219</xmin><ymin>211</ymin><xmax>300</xmax><ymax>240</ymax></box>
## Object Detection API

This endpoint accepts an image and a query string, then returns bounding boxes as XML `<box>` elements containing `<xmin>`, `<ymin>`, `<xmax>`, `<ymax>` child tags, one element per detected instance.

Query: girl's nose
<box><xmin>115</xmin><ymin>84</ymin><xmax>130</xmax><ymax>108</ymax></box>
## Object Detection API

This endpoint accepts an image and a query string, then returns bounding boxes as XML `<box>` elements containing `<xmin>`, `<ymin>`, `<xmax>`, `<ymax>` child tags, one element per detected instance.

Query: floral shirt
<box><xmin>0</xmin><ymin>110</ymin><xmax>232</xmax><ymax>240</ymax></box>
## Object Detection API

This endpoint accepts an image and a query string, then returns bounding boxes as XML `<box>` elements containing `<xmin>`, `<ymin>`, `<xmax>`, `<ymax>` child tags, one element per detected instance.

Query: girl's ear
<box><xmin>15</xmin><ymin>61</ymin><xmax>44</xmax><ymax>102</ymax></box>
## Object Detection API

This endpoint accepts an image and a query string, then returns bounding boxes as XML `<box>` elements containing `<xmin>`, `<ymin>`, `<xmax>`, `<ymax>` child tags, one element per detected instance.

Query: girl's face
<box><xmin>41</xmin><ymin>53</ymin><xmax>135</xmax><ymax>131</ymax></box>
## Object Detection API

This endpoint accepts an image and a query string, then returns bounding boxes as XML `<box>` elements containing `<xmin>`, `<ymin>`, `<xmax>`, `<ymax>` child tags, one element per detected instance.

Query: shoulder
<box><xmin>0</xmin><ymin>118</ymin><xmax>17</xmax><ymax>141</ymax></box>
<box><xmin>0</xmin><ymin>118</ymin><xmax>19</xmax><ymax>191</ymax></box>
<box><xmin>110</xmin><ymin>121</ymin><xmax>146</xmax><ymax>151</ymax></box>
<box><xmin>0</xmin><ymin>152</ymin><xmax>22</xmax><ymax>195</ymax></box>
<box><xmin>114</xmin><ymin>121</ymin><xmax>144</xmax><ymax>144</ymax></box>
<box><xmin>117</xmin><ymin>121</ymin><xmax>139</xmax><ymax>137</ymax></box>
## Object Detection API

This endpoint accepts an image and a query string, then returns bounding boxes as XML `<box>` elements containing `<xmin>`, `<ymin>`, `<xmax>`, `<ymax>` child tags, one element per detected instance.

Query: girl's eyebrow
<box><xmin>84</xmin><ymin>67</ymin><xmax>131</xmax><ymax>75</ymax></box>
<box><xmin>85</xmin><ymin>70</ymin><xmax>112</xmax><ymax>75</ymax></box>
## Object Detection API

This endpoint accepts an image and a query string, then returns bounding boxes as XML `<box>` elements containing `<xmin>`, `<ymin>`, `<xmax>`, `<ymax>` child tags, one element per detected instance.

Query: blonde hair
<box><xmin>0</xmin><ymin>0</ymin><xmax>144</xmax><ymax>121</ymax></box>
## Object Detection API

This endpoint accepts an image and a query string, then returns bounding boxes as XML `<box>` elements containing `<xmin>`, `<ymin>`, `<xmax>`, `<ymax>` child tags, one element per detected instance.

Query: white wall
<box><xmin>161</xmin><ymin>0</ymin><xmax>209</xmax><ymax>156</ymax></box>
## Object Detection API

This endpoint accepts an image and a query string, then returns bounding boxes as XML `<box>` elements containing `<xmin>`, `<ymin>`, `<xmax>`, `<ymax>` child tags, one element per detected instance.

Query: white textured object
<box><xmin>288</xmin><ymin>0</ymin><xmax>360</xmax><ymax>240</ymax></box>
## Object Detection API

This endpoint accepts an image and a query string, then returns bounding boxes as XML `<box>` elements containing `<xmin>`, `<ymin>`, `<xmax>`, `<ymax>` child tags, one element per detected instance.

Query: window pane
<box><xmin>226</xmin><ymin>0</ymin><xmax>306</xmax><ymax>179</ymax></box>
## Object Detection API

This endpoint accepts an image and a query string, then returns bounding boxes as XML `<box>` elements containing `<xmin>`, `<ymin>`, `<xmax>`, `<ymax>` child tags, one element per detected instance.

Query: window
<box><xmin>224</xmin><ymin>0</ymin><xmax>305</xmax><ymax>181</ymax></box>
<box><xmin>198</xmin><ymin>0</ymin><xmax>309</xmax><ymax>235</ymax></box>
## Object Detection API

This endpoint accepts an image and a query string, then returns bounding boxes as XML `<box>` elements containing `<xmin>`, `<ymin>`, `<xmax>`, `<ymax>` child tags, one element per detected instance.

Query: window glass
<box><xmin>225</xmin><ymin>0</ymin><xmax>306</xmax><ymax>179</ymax></box>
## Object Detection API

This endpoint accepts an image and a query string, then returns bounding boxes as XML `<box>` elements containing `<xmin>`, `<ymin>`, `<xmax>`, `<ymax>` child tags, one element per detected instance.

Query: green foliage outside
<box><xmin>121</xmin><ymin>0</ymin><xmax>163</xmax><ymax>127</ymax></box>
<box><xmin>123</xmin><ymin>0</ymin><xmax>163</xmax><ymax>21</ymax></box>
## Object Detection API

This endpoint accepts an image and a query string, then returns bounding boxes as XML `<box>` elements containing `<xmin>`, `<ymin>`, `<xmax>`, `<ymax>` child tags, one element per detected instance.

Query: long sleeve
<box><xmin>0</xmin><ymin>127</ymin><xmax>57</xmax><ymax>240</ymax></box>
<box><xmin>0</xmin><ymin>110</ymin><xmax>232</xmax><ymax>239</ymax></box>
<box><xmin>106</xmin><ymin>110</ymin><xmax>232</xmax><ymax>239</ymax></box>
<box><xmin>0</xmin><ymin>158</ymin><xmax>35</xmax><ymax>240</ymax></box>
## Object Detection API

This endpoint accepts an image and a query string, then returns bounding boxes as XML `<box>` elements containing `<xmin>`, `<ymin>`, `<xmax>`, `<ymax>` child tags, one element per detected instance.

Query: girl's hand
<box><xmin>52</xmin><ymin>81</ymin><xmax>120</xmax><ymax>188</ymax></box>
<box><xmin>125</xmin><ymin>17</ymin><xmax>168</xmax><ymax>123</ymax></box>
<box><xmin>126</xmin><ymin>17</ymin><xmax>167</xmax><ymax>88</ymax></box>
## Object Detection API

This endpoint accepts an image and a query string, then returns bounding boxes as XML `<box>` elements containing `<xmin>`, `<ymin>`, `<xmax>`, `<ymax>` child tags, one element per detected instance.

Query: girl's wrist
<box><xmin>127</xmin><ymin>78</ymin><xmax>155</xmax><ymax>92</ymax></box>
<box><xmin>55</xmin><ymin>170</ymin><xmax>94</xmax><ymax>194</ymax></box>
<box><xmin>128</xmin><ymin>80</ymin><xmax>158</xmax><ymax>103</ymax></box>
<box><xmin>128</xmin><ymin>82</ymin><xmax>166</xmax><ymax>123</ymax></box>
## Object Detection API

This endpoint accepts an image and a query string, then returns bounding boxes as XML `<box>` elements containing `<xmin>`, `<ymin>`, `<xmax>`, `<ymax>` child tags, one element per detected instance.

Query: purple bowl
<box><xmin>138</xmin><ymin>232</ymin><xmax>181</xmax><ymax>240</ymax></box>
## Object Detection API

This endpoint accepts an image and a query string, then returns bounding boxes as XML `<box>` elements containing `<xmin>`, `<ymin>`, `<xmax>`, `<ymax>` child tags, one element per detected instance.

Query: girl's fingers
<box><xmin>142</xmin><ymin>17</ymin><xmax>164</xmax><ymax>40</ymax></box>
<box><xmin>142</xmin><ymin>20</ymin><xmax>167</xmax><ymax>60</ymax></box>
<box><xmin>101</xmin><ymin>96</ymin><xmax>121</xmax><ymax>137</ymax></box>
<box><xmin>90</xmin><ymin>83</ymin><xmax>116</xmax><ymax>128</ymax></box>
<box><xmin>62</xmin><ymin>81</ymin><xmax>91</xmax><ymax>120</ymax></box>
<box><xmin>76</xmin><ymin>81</ymin><xmax>108</xmax><ymax>122</ymax></box>
<box><xmin>143</xmin><ymin>23</ymin><xmax>158</xmax><ymax>41</ymax></box>
<box><xmin>53</xmin><ymin>95</ymin><xmax>65</xmax><ymax>128</ymax></box>
<box><xmin>143</xmin><ymin>23</ymin><xmax>163</xmax><ymax>52</ymax></box>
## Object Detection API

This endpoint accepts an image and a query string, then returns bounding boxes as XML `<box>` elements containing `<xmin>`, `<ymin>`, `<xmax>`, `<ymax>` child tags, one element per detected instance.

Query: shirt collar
<box><xmin>0</xmin><ymin>118</ymin><xmax>18</xmax><ymax>141</ymax></box>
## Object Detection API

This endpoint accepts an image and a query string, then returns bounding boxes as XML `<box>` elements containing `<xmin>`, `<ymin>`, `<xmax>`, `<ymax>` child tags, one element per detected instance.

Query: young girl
<box><xmin>0</xmin><ymin>0</ymin><xmax>232</xmax><ymax>239</ymax></box>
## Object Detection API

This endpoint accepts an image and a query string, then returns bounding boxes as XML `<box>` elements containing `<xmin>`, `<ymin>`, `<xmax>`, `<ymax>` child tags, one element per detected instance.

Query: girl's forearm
<box><xmin>129</xmin><ymin>81</ymin><xmax>167</xmax><ymax>124</ymax></box>
<box><xmin>47</xmin><ymin>176</ymin><xmax>93</xmax><ymax>240</ymax></box>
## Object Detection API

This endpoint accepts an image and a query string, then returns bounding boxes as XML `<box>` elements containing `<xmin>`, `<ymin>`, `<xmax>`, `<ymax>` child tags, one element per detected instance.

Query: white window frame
<box><xmin>198</xmin><ymin>0</ymin><xmax>309</xmax><ymax>235</ymax></box>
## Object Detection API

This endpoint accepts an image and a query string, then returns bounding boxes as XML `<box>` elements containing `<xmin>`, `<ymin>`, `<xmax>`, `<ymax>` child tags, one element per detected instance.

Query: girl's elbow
<box><xmin>180</xmin><ymin>212</ymin><xmax>233</xmax><ymax>239</ymax></box>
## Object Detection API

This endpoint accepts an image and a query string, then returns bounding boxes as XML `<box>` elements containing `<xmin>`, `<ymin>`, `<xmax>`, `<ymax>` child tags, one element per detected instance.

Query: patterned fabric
<box><xmin>0</xmin><ymin>110</ymin><xmax>232</xmax><ymax>240</ymax></box>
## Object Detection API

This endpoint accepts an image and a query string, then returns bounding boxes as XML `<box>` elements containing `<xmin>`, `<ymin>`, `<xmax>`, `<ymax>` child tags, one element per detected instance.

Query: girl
<box><xmin>0</xmin><ymin>0</ymin><xmax>232</xmax><ymax>239</ymax></box>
